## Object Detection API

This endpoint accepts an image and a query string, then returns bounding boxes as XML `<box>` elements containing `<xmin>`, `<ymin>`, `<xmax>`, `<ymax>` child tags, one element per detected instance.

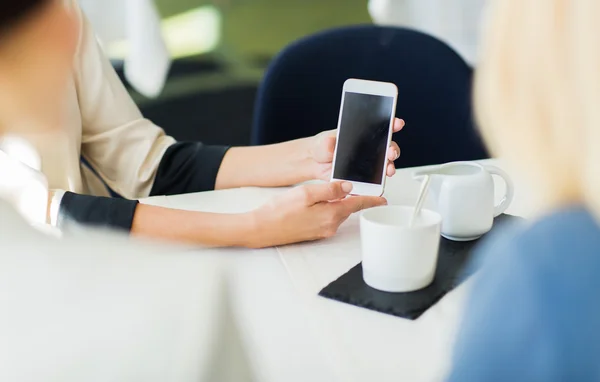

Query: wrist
<box><xmin>47</xmin><ymin>189</ymin><xmax>65</xmax><ymax>226</ymax></box>
<box><xmin>236</xmin><ymin>211</ymin><xmax>261</xmax><ymax>248</ymax></box>
<box><xmin>291</xmin><ymin>137</ymin><xmax>318</xmax><ymax>183</ymax></box>
<box><xmin>46</xmin><ymin>191</ymin><xmax>54</xmax><ymax>224</ymax></box>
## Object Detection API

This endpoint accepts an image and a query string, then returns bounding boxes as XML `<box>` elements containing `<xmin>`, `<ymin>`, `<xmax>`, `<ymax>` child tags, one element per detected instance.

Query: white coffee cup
<box><xmin>360</xmin><ymin>205</ymin><xmax>442</xmax><ymax>293</ymax></box>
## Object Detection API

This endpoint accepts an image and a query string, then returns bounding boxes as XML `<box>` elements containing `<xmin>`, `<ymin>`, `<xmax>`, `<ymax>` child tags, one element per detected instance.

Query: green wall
<box><xmin>132</xmin><ymin>0</ymin><xmax>371</xmax><ymax>105</ymax></box>
<box><xmin>155</xmin><ymin>0</ymin><xmax>371</xmax><ymax>59</ymax></box>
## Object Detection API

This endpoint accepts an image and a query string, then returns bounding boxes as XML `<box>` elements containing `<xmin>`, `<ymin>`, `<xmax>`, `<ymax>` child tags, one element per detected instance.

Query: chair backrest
<box><xmin>252</xmin><ymin>25</ymin><xmax>488</xmax><ymax>168</ymax></box>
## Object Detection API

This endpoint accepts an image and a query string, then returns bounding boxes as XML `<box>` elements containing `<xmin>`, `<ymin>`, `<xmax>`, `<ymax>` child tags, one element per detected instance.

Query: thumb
<box><xmin>314</xmin><ymin>132</ymin><xmax>337</xmax><ymax>163</ymax></box>
<box><xmin>301</xmin><ymin>181</ymin><xmax>353</xmax><ymax>206</ymax></box>
<box><xmin>325</xmin><ymin>135</ymin><xmax>336</xmax><ymax>157</ymax></box>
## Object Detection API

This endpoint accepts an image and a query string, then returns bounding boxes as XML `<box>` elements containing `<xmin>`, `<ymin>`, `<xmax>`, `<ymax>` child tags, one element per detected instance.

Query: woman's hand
<box><xmin>245</xmin><ymin>181</ymin><xmax>386</xmax><ymax>248</ymax></box>
<box><xmin>309</xmin><ymin>118</ymin><xmax>405</xmax><ymax>181</ymax></box>
<box><xmin>132</xmin><ymin>182</ymin><xmax>384</xmax><ymax>248</ymax></box>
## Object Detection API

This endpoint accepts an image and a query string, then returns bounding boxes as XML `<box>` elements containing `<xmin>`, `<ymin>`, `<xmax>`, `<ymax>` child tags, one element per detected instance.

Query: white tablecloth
<box><xmin>141</xmin><ymin>159</ymin><xmax>531</xmax><ymax>382</ymax></box>
<box><xmin>79</xmin><ymin>0</ymin><xmax>170</xmax><ymax>98</ymax></box>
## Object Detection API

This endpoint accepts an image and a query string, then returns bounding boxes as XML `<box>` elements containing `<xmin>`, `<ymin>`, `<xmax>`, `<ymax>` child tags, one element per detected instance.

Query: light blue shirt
<box><xmin>447</xmin><ymin>206</ymin><xmax>600</xmax><ymax>381</ymax></box>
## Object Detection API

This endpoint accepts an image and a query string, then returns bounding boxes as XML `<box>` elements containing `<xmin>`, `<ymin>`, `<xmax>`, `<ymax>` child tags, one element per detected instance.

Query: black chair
<box><xmin>251</xmin><ymin>25</ymin><xmax>488</xmax><ymax>168</ymax></box>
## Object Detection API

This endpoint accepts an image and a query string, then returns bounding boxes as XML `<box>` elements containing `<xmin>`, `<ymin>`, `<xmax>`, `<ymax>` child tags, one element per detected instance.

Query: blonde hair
<box><xmin>475</xmin><ymin>0</ymin><xmax>600</xmax><ymax>216</ymax></box>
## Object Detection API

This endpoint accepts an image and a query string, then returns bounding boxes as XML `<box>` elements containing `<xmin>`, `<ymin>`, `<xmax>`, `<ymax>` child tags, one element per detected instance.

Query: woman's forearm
<box><xmin>215</xmin><ymin>137</ymin><xmax>314</xmax><ymax>190</ymax></box>
<box><xmin>131</xmin><ymin>203</ymin><xmax>257</xmax><ymax>247</ymax></box>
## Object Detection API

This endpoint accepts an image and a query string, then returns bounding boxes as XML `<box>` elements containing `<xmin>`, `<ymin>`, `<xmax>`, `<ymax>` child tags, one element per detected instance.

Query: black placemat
<box><xmin>319</xmin><ymin>214</ymin><xmax>523</xmax><ymax>320</ymax></box>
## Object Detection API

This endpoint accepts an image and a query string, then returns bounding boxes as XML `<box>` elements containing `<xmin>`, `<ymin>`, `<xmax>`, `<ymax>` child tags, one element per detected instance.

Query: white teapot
<box><xmin>413</xmin><ymin>162</ymin><xmax>514</xmax><ymax>241</ymax></box>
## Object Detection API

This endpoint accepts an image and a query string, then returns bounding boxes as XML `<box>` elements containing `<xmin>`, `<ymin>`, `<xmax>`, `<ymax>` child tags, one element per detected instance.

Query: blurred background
<box><xmin>88</xmin><ymin>0</ymin><xmax>372</xmax><ymax>147</ymax></box>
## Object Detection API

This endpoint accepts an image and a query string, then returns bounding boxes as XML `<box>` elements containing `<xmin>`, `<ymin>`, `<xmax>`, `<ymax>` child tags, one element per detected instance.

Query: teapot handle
<box><xmin>485</xmin><ymin>165</ymin><xmax>515</xmax><ymax>217</ymax></box>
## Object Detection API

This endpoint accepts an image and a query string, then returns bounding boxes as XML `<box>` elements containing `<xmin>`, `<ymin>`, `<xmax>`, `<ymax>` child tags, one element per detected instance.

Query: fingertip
<box><xmin>341</xmin><ymin>181</ymin><xmax>353</xmax><ymax>193</ymax></box>
<box><xmin>394</xmin><ymin>119</ymin><xmax>405</xmax><ymax>131</ymax></box>
<box><xmin>387</xmin><ymin>163</ymin><xmax>396</xmax><ymax>176</ymax></box>
<box><xmin>366</xmin><ymin>196</ymin><xmax>388</xmax><ymax>209</ymax></box>
<box><xmin>391</xmin><ymin>144</ymin><xmax>400</xmax><ymax>160</ymax></box>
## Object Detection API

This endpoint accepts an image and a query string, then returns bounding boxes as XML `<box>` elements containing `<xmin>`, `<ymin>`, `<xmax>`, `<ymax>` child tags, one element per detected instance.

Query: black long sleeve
<box><xmin>150</xmin><ymin>142</ymin><xmax>230</xmax><ymax>196</ymax></box>
<box><xmin>58</xmin><ymin>192</ymin><xmax>139</xmax><ymax>232</ymax></box>
<box><xmin>58</xmin><ymin>142</ymin><xmax>230</xmax><ymax>232</ymax></box>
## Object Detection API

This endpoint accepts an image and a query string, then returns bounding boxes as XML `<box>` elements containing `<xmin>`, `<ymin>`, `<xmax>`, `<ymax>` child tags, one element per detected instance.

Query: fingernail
<box><xmin>341</xmin><ymin>182</ymin><xmax>353</xmax><ymax>193</ymax></box>
<box><xmin>396</xmin><ymin>150</ymin><xmax>400</xmax><ymax>159</ymax></box>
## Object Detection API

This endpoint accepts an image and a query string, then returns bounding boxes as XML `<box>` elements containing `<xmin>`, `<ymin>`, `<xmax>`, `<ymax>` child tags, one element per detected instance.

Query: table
<box><xmin>141</xmin><ymin>159</ymin><xmax>532</xmax><ymax>382</ymax></box>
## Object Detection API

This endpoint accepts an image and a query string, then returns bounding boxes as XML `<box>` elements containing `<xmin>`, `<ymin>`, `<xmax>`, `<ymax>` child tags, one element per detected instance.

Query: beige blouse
<box><xmin>25</xmin><ymin>0</ymin><xmax>175</xmax><ymax>199</ymax></box>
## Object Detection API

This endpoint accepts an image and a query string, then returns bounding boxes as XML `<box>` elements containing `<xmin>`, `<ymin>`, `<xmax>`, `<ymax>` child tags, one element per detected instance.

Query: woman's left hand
<box><xmin>309</xmin><ymin>118</ymin><xmax>405</xmax><ymax>181</ymax></box>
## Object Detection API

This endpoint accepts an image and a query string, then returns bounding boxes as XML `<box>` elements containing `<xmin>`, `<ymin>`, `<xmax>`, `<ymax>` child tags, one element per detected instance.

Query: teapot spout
<box><xmin>412</xmin><ymin>166</ymin><xmax>443</xmax><ymax>200</ymax></box>
<box><xmin>412</xmin><ymin>165</ymin><xmax>441</xmax><ymax>179</ymax></box>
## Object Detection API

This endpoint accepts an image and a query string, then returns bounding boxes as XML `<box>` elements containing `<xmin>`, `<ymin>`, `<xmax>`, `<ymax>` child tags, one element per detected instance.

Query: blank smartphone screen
<box><xmin>333</xmin><ymin>92</ymin><xmax>395</xmax><ymax>184</ymax></box>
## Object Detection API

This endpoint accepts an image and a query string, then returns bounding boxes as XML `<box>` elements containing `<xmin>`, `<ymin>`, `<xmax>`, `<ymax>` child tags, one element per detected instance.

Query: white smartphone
<box><xmin>330</xmin><ymin>78</ymin><xmax>398</xmax><ymax>196</ymax></box>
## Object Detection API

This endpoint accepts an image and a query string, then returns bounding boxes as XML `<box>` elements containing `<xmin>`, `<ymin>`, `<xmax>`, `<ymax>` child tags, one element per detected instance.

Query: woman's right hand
<box><xmin>245</xmin><ymin>182</ymin><xmax>386</xmax><ymax>248</ymax></box>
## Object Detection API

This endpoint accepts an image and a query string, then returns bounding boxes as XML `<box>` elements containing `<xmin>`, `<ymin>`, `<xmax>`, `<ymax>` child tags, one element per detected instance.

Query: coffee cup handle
<box><xmin>485</xmin><ymin>165</ymin><xmax>515</xmax><ymax>217</ymax></box>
